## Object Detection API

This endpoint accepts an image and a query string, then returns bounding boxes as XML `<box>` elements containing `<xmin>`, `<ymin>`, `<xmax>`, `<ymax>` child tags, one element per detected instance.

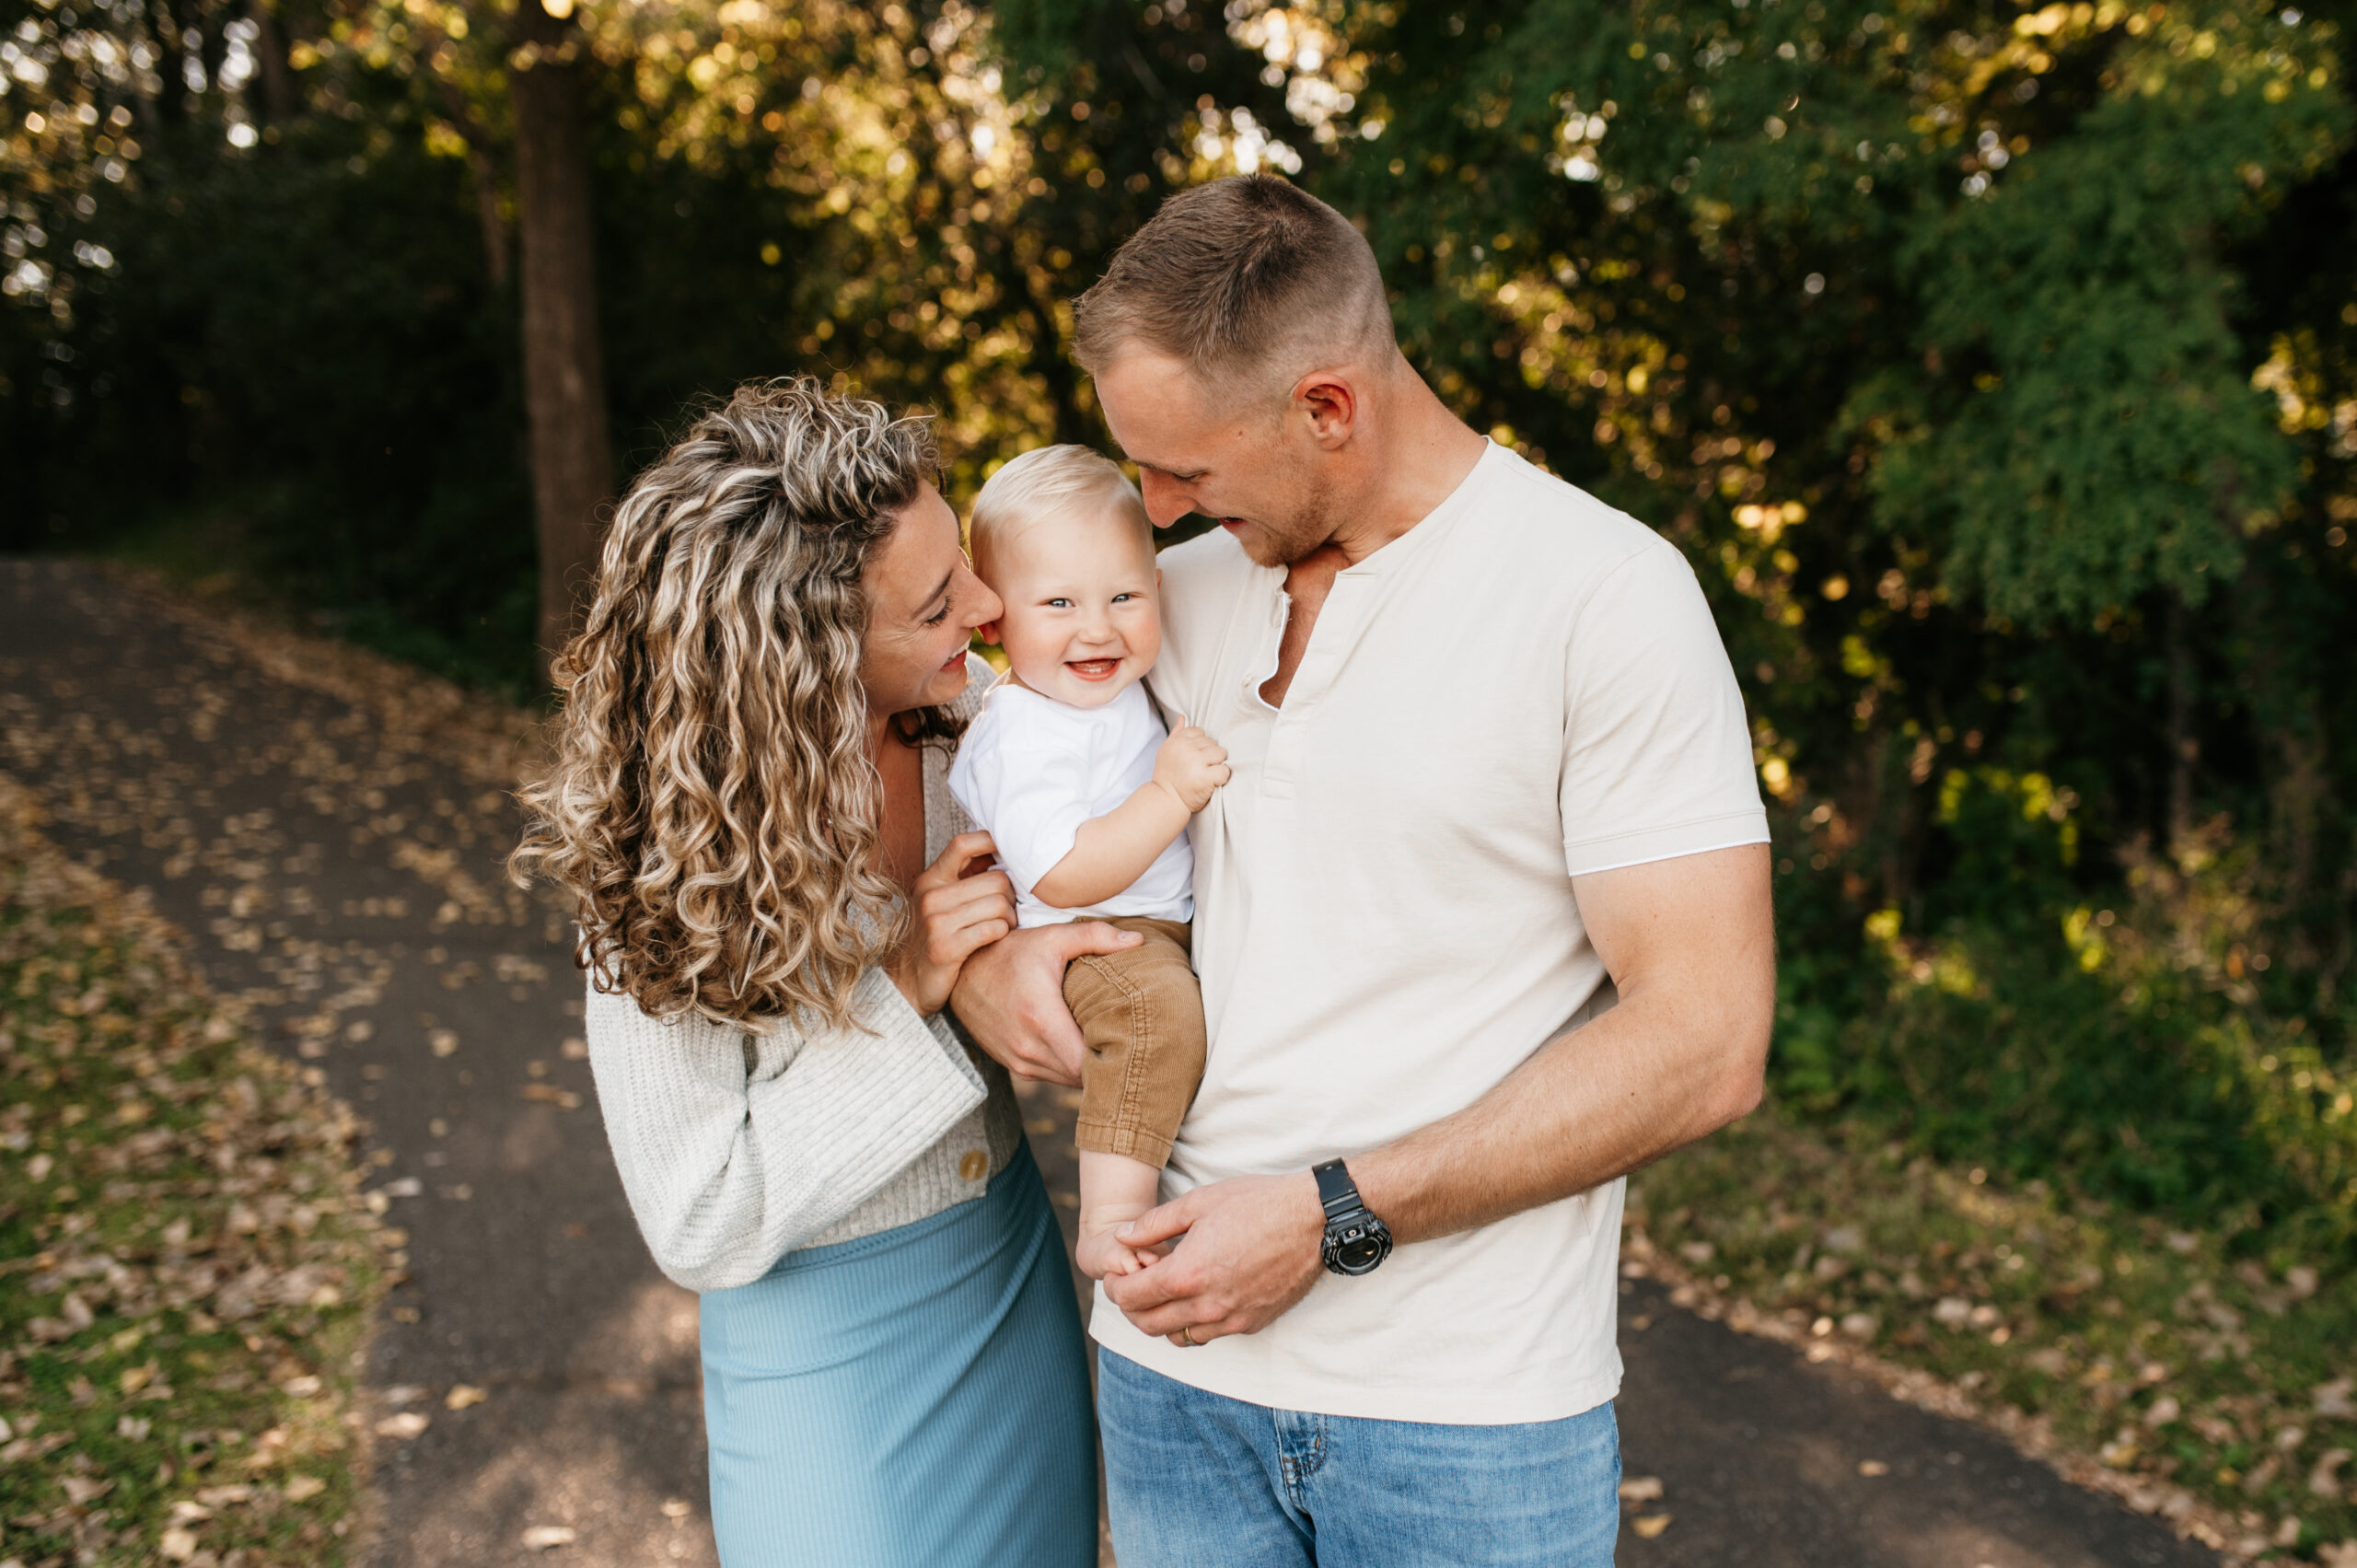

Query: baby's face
<box><xmin>978</xmin><ymin>505</ymin><xmax>1162</xmax><ymax>709</ymax></box>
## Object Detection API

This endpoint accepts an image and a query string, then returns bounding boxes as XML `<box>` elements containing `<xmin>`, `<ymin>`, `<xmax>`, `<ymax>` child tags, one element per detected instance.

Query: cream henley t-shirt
<box><xmin>1088</xmin><ymin>441</ymin><xmax>1769</xmax><ymax>1424</ymax></box>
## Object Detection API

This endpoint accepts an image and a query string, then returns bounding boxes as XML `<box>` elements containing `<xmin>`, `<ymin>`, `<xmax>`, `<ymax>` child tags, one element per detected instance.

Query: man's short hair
<box><xmin>1072</xmin><ymin>175</ymin><xmax>1395</xmax><ymax>391</ymax></box>
<box><xmin>969</xmin><ymin>445</ymin><xmax>1151</xmax><ymax>567</ymax></box>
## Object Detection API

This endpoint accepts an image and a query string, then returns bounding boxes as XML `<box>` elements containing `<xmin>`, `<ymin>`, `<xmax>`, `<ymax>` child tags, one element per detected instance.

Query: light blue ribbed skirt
<box><xmin>697</xmin><ymin>1142</ymin><xmax>1097</xmax><ymax>1568</ymax></box>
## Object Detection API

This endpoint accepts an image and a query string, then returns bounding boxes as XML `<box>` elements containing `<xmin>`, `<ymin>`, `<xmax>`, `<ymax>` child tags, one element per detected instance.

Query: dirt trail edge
<box><xmin>1</xmin><ymin>558</ymin><xmax>2218</xmax><ymax>1568</ymax></box>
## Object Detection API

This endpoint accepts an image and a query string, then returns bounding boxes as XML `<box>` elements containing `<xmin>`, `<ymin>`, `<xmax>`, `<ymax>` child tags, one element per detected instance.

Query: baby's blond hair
<box><xmin>969</xmin><ymin>445</ymin><xmax>1150</xmax><ymax>573</ymax></box>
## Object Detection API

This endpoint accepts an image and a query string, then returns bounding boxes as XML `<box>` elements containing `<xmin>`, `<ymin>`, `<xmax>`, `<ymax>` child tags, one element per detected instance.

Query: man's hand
<box><xmin>949</xmin><ymin>920</ymin><xmax>1142</xmax><ymax>1086</ymax></box>
<box><xmin>1103</xmin><ymin>1171</ymin><xmax>1325</xmax><ymax>1345</ymax></box>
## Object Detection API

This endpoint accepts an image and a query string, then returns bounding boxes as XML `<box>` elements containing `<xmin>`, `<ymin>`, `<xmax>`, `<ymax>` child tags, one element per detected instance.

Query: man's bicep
<box><xmin>1572</xmin><ymin>843</ymin><xmax>1774</xmax><ymax>994</ymax></box>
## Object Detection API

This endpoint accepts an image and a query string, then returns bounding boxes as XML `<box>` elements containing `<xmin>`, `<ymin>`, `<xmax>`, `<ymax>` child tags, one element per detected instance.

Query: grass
<box><xmin>1631</xmin><ymin>1107</ymin><xmax>2357</xmax><ymax>1563</ymax></box>
<box><xmin>0</xmin><ymin>778</ymin><xmax>388</xmax><ymax>1567</ymax></box>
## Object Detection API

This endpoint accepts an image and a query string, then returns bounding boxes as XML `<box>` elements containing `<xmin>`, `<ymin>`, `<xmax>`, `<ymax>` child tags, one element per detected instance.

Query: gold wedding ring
<box><xmin>1181</xmin><ymin>1324</ymin><xmax>1202</xmax><ymax>1347</ymax></box>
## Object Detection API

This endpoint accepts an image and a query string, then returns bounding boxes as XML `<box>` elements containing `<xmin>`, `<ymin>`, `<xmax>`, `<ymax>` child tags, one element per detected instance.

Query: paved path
<box><xmin>0</xmin><ymin>557</ymin><xmax>2220</xmax><ymax>1567</ymax></box>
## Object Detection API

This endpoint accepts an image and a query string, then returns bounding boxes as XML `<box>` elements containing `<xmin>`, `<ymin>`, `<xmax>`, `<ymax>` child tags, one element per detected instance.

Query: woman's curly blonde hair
<box><xmin>512</xmin><ymin>377</ymin><xmax>958</xmax><ymax>1031</ymax></box>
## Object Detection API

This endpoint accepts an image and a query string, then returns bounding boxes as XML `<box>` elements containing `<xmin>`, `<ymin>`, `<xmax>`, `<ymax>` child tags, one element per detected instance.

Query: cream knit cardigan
<box><xmin>585</xmin><ymin>657</ymin><xmax>1023</xmax><ymax>1294</ymax></box>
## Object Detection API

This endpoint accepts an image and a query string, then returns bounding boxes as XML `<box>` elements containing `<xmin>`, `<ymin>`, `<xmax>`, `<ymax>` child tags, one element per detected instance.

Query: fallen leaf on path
<box><xmin>446</xmin><ymin>1384</ymin><xmax>486</xmax><ymax>1411</ymax></box>
<box><xmin>1618</xmin><ymin>1476</ymin><xmax>1665</xmax><ymax>1504</ymax></box>
<box><xmin>429</xmin><ymin>1028</ymin><xmax>459</xmax><ymax>1057</ymax></box>
<box><xmin>521</xmin><ymin>1525</ymin><xmax>578</xmax><ymax>1550</ymax></box>
<box><xmin>661</xmin><ymin>1498</ymin><xmax>691</xmax><ymax>1519</ymax></box>
<box><xmin>284</xmin><ymin>1476</ymin><xmax>327</xmax><ymax>1502</ymax></box>
<box><xmin>1858</xmin><ymin>1460</ymin><xmax>1889</xmax><ymax>1477</ymax></box>
<box><xmin>374</xmin><ymin>1411</ymin><xmax>430</xmax><ymax>1439</ymax></box>
<box><xmin>1631</xmin><ymin>1513</ymin><xmax>1672</xmax><ymax>1539</ymax></box>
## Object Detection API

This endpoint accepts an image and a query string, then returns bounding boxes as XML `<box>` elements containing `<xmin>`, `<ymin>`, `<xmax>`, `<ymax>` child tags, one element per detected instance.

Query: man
<box><xmin>954</xmin><ymin>175</ymin><xmax>1774</xmax><ymax>1565</ymax></box>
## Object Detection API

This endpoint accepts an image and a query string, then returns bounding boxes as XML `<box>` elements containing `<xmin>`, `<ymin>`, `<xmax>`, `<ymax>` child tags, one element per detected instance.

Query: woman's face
<box><xmin>858</xmin><ymin>484</ymin><xmax>1003</xmax><ymax>722</ymax></box>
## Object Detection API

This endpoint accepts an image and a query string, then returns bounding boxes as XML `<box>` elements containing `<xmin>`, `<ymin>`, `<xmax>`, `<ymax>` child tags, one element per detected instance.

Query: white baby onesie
<box><xmin>946</xmin><ymin>678</ymin><xmax>1194</xmax><ymax>930</ymax></box>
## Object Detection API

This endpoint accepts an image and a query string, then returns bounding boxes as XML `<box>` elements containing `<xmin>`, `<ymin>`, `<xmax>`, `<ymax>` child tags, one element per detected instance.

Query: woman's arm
<box><xmin>587</xmin><ymin>831</ymin><xmax>1019</xmax><ymax>1292</ymax></box>
<box><xmin>586</xmin><ymin>967</ymin><xmax>988</xmax><ymax>1293</ymax></box>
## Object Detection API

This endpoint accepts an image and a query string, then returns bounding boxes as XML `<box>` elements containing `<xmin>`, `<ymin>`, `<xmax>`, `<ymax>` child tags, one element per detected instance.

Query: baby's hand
<box><xmin>1076</xmin><ymin>1225</ymin><xmax>1151</xmax><ymax>1281</ymax></box>
<box><xmin>1153</xmin><ymin>725</ymin><xmax>1232</xmax><ymax>813</ymax></box>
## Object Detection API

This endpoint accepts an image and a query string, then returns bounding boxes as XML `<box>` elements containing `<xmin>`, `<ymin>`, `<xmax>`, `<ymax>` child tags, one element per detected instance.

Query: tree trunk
<box><xmin>509</xmin><ymin>0</ymin><xmax>610</xmax><ymax>663</ymax></box>
<box><xmin>469</xmin><ymin>145</ymin><xmax>512</xmax><ymax>290</ymax></box>
<box><xmin>2165</xmin><ymin>597</ymin><xmax>2199</xmax><ymax>853</ymax></box>
<box><xmin>147</xmin><ymin>0</ymin><xmax>191</xmax><ymax>125</ymax></box>
<box><xmin>246</xmin><ymin>0</ymin><xmax>296</xmax><ymax>122</ymax></box>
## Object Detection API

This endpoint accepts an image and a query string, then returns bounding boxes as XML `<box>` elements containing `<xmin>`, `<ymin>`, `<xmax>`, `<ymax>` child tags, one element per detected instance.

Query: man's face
<box><xmin>1094</xmin><ymin>346</ymin><xmax>1336</xmax><ymax>569</ymax></box>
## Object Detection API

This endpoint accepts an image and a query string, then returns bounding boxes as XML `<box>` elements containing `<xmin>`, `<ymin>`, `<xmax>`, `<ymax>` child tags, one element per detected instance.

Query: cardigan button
<box><xmin>958</xmin><ymin>1149</ymin><xmax>988</xmax><ymax>1182</ymax></box>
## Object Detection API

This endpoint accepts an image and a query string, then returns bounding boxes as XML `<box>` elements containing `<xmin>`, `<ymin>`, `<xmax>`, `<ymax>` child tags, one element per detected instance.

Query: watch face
<box><xmin>1327</xmin><ymin>1221</ymin><xmax>1392</xmax><ymax>1276</ymax></box>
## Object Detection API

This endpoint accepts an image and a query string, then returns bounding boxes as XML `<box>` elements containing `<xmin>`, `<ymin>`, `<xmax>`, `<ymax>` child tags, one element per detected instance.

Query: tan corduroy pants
<box><xmin>1063</xmin><ymin>916</ymin><xmax>1205</xmax><ymax>1168</ymax></box>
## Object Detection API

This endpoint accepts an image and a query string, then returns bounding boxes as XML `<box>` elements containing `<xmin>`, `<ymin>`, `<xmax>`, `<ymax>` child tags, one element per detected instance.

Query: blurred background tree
<box><xmin>4</xmin><ymin>0</ymin><xmax>2354</xmax><ymax>1252</ymax></box>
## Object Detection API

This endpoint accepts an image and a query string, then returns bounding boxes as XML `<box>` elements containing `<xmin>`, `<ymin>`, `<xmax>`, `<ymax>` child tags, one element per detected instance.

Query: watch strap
<box><xmin>1312</xmin><ymin>1158</ymin><xmax>1363</xmax><ymax>1221</ymax></box>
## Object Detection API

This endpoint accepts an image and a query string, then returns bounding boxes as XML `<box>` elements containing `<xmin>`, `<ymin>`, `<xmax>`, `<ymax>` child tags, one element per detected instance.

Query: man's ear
<box><xmin>1295</xmin><ymin>371</ymin><xmax>1358</xmax><ymax>449</ymax></box>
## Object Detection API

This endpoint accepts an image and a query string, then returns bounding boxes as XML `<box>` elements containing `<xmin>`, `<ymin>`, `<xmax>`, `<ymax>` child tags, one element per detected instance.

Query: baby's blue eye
<box><xmin>1045</xmin><ymin>597</ymin><xmax>1073</xmax><ymax>609</ymax></box>
<box><xmin>1112</xmin><ymin>592</ymin><xmax>1139</xmax><ymax>604</ymax></box>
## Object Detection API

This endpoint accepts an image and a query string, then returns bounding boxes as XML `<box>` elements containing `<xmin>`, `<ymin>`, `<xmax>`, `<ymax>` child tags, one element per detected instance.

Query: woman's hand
<box><xmin>888</xmin><ymin>831</ymin><xmax>1017</xmax><ymax>1017</ymax></box>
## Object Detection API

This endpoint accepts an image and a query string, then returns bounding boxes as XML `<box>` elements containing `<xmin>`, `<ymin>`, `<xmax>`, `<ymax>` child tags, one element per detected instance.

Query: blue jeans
<box><xmin>1097</xmin><ymin>1347</ymin><xmax>1621</xmax><ymax>1567</ymax></box>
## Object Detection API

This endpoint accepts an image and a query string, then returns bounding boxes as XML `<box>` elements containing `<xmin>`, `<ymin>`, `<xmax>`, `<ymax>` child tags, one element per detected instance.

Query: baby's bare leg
<box><xmin>1077</xmin><ymin>1151</ymin><xmax>1164</xmax><ymax>1279</ymax></box>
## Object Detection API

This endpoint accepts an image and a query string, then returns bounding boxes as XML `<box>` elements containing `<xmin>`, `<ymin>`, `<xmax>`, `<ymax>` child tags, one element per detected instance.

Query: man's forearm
<box><xmin>1351</xmin><ymin>846</ymin><xmax>1775</xmax><ymax>1243</ymax></box>
<box><xmin>1347</xmin><ymin>981</ymin><xmax>1769</xmax><ymax>1247</ymax></box>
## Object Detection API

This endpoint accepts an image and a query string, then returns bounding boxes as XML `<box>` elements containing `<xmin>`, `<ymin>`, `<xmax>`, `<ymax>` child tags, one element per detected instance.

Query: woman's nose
<box><xmin>961</xmin><ymin>567</ymin><xmax>1003</xmax><ymax>630</ymax></box>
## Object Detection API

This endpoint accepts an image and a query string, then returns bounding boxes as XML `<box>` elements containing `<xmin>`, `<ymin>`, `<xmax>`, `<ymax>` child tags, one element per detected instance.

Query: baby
<box><xmin>947</xmin><ymin>445</ymin><xmax>1229</xmax><ymax>1280</ymax></box>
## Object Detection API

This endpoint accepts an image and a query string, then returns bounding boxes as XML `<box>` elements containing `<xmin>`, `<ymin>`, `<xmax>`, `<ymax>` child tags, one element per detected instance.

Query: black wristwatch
<box><xmin>1312</xmin><ymin>1159</ymin><xmax>1394</xmax><ymax>1277</ymax></box>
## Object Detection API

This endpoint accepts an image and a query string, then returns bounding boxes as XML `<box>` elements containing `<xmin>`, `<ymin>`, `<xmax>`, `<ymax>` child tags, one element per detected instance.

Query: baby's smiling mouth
<box><xmin>1065</xmin><ymin>657</ymin><xmax>1122</xmax><ymax>681</ymax></box>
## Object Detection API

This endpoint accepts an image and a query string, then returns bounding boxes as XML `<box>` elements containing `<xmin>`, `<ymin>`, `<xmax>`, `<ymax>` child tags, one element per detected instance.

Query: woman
<box><xmin>513</xmin><ymin>379</ymin><xmax>1097</xmax><ymax>1566</ymax></box>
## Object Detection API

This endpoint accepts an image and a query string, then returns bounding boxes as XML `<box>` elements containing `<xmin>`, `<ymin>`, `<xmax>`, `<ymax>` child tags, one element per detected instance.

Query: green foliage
<box><xmin>1794</xmin><ymin>797</ymin><xmax>2357</xmax><ymax>1265</ymax></box>
<box><xmin>1860</xmin><ymin>6</ymin><xmax>2344</xmax><ymax>622</ymax></box>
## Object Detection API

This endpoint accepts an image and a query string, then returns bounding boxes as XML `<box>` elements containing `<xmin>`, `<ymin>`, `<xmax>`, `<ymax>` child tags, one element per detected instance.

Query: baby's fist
<box><xmin>1154</xmin><ymin>726</ymin><xmax>1232</xmax><ymax>813</ymax></box>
